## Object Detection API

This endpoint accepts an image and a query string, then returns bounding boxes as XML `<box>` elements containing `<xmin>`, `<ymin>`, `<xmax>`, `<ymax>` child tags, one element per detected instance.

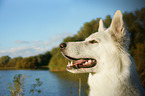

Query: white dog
<box><xmin>60</xmin><ymin>10</ymin><xmax>145</xmax><ymax>96</ymax></box>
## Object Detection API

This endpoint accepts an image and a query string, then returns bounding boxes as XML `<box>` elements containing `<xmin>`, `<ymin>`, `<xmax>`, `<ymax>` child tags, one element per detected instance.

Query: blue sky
<box><xmin>0</xmin><ymin>0</ymin><xmax>145</xmax><ymax>58</ymax></box>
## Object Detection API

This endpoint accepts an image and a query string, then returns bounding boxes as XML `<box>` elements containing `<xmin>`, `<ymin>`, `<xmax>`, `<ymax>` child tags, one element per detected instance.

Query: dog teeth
<box><xmin>71</xmin><ymin>61</ymin><xmax>73</xmax><ymax>66</ymax></box>
<box><xmin>85</xmin><ymin>61</ymin><xmax>88</xmax><ymax>64</ymax></box>
<box><xmin>88</xmin><ymin>60</ymin><xmax>92</xmax><ymax>63</ymax></box>
<box><xmin>83</xmin><ymin>60</ymin><xmax>92</xmax><ymax>65</ymax></box>
<box><xmin>67</xmin><ymin>62</ymin><xmax>73</xmax><ymax>67</ymax></box>
<box><xmin>67</xmin><ymin>62</ymin><xmax>71</xmax><ymax>66</ymax></box>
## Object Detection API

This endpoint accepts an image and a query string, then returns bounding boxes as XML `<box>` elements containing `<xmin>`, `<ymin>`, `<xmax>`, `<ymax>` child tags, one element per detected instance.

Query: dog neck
<box><xmin>88</xmin><ymin>48</ymin><xmax>144</xmax><ymax>96</ymax></box>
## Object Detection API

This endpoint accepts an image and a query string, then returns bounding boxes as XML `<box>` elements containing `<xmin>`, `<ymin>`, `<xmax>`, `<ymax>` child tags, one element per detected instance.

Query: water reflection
<box><xmin>0</xmin><ymin>70</ymin><xmax>89</xmax><ymax>96</ymax></box>
<box><xmin>51</xmin><ymin>72</ymin><xmax>89</xmax><ymax>96</ymax></box>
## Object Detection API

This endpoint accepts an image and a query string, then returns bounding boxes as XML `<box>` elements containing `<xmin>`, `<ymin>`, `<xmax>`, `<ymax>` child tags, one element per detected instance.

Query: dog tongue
<box><xmin>73</xmin><ymin>59</ymin><xmax>88</xmax><ymax>68</ymax></box>
<box><xmin>73</xmin><ymin>59</ymin><xmax>87</xmax><ymax>65</ymax></box>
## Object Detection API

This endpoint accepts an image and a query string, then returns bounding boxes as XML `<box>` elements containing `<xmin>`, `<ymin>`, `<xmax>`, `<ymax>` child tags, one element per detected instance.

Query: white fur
<box><xmin>61</xmin><ymin>10</ymin><xmax>145</xmax><ymax>96</ymax></box>
<box><xmin>98</xmin><ymin>19</ymin><xmax>106</xmax><ymax>32</ymax></box>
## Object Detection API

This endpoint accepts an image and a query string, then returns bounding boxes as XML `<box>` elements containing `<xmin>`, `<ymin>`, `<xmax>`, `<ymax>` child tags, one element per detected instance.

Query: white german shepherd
<box><xmin>60</xmin><ymin>10</ymin><xmax>145</xmax><ymax>96</ymax></box>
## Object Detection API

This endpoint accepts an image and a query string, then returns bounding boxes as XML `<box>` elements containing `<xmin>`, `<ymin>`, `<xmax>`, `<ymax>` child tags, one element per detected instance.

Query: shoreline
<box><xmin>0</xmin><ymin>66</ymin><xmax>67</xmax><ymax>71</ymax></box>
<box><xmin>0</xmin><ymin>66</ymin><xmax>49</xmax><ymax>70</ymax></box>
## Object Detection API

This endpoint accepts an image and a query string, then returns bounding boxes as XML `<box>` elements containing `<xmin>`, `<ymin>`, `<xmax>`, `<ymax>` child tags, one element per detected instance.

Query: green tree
<box><xmin>133</xmin><ymin>42</ymin><xmax>145</xmax><ymax>72</ymax></box>
<box><xmin>35</xmin><ymin>51</ymin><xmax>52</xmax><ymax>67</ymax></box>
<box><xmin>49</xmin><ymin>51</ymin><xmax>68</xmax><ymax>71</ymax></box>
<box><xmin>16</xmin><ymin>57</ymin><xmax>37</xmax><ymax>69</ymax></box>
<box><xmin>0</xmin><ymin>56</ymin><xmax>11</xmax><ymax>67</ymax></box>
<box><xmin>7</xmin><ymin>57</ymin><xmax>23</xmax><ymax>67</ymax></box>
<box><xmin>104</xmin><ymin>15</ymin><xmax>112</xmax><ymax>28</ymax></box>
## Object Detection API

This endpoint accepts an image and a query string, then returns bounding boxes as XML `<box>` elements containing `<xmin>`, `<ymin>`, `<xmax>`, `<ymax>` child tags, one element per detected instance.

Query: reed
<box><xmin>79</xmin><ymin>78</ymin><xmax>81</xmax><ymax>96</ymax></box>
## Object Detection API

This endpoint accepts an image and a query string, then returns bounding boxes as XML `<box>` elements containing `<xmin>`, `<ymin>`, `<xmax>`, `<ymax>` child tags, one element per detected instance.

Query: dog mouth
<box><xmin>65</xmin><ymin>55</ymin><xmax>97</xmax><ymax>70</ymax></box>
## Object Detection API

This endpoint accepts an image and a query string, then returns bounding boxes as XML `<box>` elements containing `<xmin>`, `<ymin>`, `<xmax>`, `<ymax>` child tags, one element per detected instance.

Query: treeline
<box><xmin>0</xmin><ymin>51</ymin><xmax>51</xmax><ymax>69</ymax></box>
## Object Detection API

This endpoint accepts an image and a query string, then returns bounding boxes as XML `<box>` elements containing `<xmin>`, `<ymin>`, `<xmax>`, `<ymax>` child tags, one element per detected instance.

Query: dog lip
<box><xmin>64</xmin><ymin>55</ymin><xmax>79</xmax><ymax>60</ymax></box>
<box><xmin>64</xmin><ymin>54</ymin><xmax>96</xmax><ymax>61</ymax></box>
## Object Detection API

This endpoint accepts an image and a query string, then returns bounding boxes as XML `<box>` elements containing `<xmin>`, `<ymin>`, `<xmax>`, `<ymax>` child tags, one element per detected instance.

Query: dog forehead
<box><xmin>86</xmin><ymin>32</ymin><xmax>104</xmax><ymax>40</ymax></box>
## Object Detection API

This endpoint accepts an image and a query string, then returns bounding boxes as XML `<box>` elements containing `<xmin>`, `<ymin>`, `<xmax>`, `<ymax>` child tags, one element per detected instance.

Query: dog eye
<box><xmin>89</xmin><ymin>40</ymin><xmax>98</xmax><ymax>44</ymax></box>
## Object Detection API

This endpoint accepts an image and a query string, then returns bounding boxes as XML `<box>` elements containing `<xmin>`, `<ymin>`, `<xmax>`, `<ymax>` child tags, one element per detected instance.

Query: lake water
<box><xmin>0</xmin><ymin>70</ymin><xmax>89</xmax><ymax>96</ymax></box>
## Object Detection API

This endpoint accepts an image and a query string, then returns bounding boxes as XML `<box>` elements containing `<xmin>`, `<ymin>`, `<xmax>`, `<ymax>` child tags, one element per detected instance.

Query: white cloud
<box><xmin>14</xmin><ymin>40</ymin><xmax>30</xmax><ymax>44</ymax></box>
<box><xmin>0</xmin><ymin>32</ymin><xmax>74</xmax><ymax>58</ymax></box>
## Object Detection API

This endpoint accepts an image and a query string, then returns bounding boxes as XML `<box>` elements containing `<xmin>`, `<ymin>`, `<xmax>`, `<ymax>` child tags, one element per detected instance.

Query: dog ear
<box><xmin>98</xmin><ymin>19</ymin><xmax>106</xmax><ymax>32</ymax></box>
<box><xmin>109</xmin><ymin>10</ymin><xmax>126</xmax><ymax>43</ymax></box>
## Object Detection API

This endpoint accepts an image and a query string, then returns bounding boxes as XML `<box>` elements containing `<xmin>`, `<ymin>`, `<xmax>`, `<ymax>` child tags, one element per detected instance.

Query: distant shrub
<box><xmin>8</xmin><ymin>74</ymin><xmax>43</xmax><ymax>96</ymax></box>
<box><xmin>8</xmin><ymin>74</ymin><xmax>26</xmax><ymax>96</ymax></box>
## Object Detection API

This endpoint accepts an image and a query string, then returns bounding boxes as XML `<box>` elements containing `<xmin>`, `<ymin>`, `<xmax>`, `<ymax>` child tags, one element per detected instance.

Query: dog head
<box><xmin>60</xmin><ymin>10</ymin><xmax>130</xmax><ymax>73</ymax></box>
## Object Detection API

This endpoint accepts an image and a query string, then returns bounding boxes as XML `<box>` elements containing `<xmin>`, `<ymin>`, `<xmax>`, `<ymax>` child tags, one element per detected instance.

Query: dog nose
<box><xmin>59</xmin><ymin>43</ymin><xmax>67</xmax><ymax>50</ymax></box>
